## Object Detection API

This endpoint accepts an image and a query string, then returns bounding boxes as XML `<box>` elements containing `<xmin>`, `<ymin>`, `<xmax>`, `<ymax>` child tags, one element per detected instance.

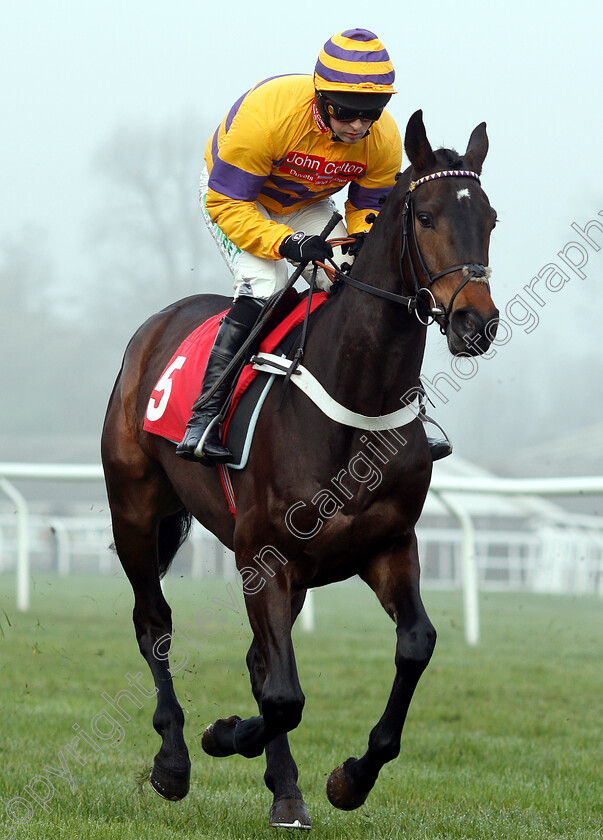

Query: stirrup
<box><xmin>176</xmin><ymin>415</ymin><xmax>219</xmax><ymax>464</ymax></box>
<box><xmin>194</xmin><ymin>417</ymin><xmax>232</xmax><ymax>464</ymax></box>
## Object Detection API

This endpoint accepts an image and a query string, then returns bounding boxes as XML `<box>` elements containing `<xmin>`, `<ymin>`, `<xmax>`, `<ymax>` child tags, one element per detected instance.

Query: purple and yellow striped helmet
<box><xmin>314</xmin><ymin>29</ymin><xmax>396</xmax><ymax>101</ymax></box>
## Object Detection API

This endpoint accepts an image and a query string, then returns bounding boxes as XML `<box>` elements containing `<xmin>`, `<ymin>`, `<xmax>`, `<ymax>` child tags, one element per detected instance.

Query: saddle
<box><xmin>143</xmin><ymin>290</ymin><xmax>329</xmax><ymax>467</ymax></box>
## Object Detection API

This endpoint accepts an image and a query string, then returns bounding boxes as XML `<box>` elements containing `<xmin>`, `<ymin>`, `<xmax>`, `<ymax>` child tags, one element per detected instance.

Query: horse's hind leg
<box><xmin>104</xmin><ymin>448</ymin><xmax>191</xmax><ymax>801</ymax></box>
<box><xmin>326</xmin><ymin>532</ymin><xmax>436</xmax><ymax>811</ymax></box>
<box><xmin>249</xmin><ymin>592</ymin><xmax>311</xmax><ymax>829</ymax></box>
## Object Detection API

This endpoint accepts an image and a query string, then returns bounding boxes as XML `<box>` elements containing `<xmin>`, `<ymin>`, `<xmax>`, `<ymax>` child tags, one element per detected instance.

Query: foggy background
<box><xmin>1</xmin><ymin>0</ymin><xmax>601</xmax><ymax>480</ymax></box>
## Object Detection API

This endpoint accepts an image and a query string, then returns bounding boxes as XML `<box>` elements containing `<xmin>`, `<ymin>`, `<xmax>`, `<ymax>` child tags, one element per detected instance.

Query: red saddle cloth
<box><xmin>143</xmin><ymin>292</ymin><xmax>328</xmax><ymax>443</ymax></box>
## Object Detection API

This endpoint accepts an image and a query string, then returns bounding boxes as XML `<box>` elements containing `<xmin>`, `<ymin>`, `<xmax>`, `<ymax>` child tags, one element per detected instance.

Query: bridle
<box><xmin>403</xmin><ymin>169</ymin><xmax>491</xmax><ymax>332</ymax></box>
<box><xmin>199</xmin><ymin>170</ymin><xmax>492</xmax><ymax>412</ymax></box>
<box><xmin>329</xmin><ymin>169</ymin><xmax>492</xmax><ymax>335</ymax></box>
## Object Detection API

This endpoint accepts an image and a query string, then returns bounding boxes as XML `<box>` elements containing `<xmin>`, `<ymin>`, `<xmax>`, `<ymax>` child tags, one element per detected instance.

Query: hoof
<box><xmin>149</xmin><ymin>760</ymin><xmax>190</xmax><ymax>801</ymax></box>
<box><xmin>201</xmin><ymin>715</ymin><xmax>241</xmax><ymax>757</ymax></box>
<box><xmin>269</xmin><ymin>797</ymin><xmax>312</xmax><ymax>829</ymax></box>
<box><xmin>326</xmin><ymin>760</ymin><xmax>369</xmax><ymax>811</ymax></box>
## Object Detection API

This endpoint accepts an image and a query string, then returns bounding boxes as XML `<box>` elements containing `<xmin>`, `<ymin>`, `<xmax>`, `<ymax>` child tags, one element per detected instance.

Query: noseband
<box><xmin>332</xmin><ymin>169</ymin><xmax>491</xmax><ymax>335</ymax></box>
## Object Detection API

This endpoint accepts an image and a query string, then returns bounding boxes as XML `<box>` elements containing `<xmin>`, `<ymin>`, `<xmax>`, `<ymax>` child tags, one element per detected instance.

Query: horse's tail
<box><xmin>158</xmin><ymin>509</ymin><xmax>193</xmax><ymax>579</ymax></box>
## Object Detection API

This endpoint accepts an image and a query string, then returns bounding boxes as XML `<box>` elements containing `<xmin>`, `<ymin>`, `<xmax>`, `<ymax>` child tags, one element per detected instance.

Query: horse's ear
<box><xmin>404</xmin><ymin>110</ymin><xmax>436</xmax><ymax>173</ymax></box>
<box><xmin>463</xmin><ymin>122</ymin><xmax>488</xmax><ymax>174</ymax></box>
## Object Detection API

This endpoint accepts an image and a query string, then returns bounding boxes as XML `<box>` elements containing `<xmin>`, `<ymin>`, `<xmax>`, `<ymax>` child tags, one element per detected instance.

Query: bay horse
<box><xmin>101</xmin><ymin>110</ymin><xmax>499</xmax><ymax>829</ymax></box>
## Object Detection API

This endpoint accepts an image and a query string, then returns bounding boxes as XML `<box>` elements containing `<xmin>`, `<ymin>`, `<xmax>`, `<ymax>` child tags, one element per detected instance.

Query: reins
<box><xmin>196</xmin><ymin>171</ymin><xmax>491</xmax><ymax>415</ymax></box>
<box><xmin>321</xmin><ymin>169</ymin><xmax>491</xmax><ymax>335</ymax></box>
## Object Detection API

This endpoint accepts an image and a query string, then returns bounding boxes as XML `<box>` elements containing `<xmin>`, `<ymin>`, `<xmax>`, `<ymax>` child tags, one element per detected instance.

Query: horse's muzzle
<box><xmin>448</xmin><ymin>307</ymin><xmax>499</xmax><ymax>356</ymax></box>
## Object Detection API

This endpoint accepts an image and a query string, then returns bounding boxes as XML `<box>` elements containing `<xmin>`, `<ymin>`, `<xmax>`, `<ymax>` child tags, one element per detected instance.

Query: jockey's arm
<box><xmin>205</xmin><ymin>188</ymin><xmax>291</xmax><ymax>259</ymax></box>
<box><xmin>204</xmin><ymin>110</ymin><xmax>292</xmax><ymax>260</ymax></box>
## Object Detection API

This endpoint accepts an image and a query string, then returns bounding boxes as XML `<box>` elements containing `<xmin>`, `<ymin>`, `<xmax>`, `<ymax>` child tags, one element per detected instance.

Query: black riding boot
<box><xmin>419</xmin><ymin>398</ymin><xmax>453</xmax><ymax>461</ymax></box>
<box><xmin>426</xmin><ymin>434</ymin><xmax>453</xmax><ymax>461</ymax></box>
<box><xmin>176</xmin><ymin>298</ymin><xmax>263</xmax><ymax>463</ymax></box>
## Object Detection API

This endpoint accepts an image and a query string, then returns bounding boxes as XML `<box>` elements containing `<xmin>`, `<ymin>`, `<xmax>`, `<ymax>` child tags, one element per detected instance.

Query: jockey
<box><xmin>177</xmin><ymin>29</ymin><xmax>451</xmax><ymax>464</ymax></box>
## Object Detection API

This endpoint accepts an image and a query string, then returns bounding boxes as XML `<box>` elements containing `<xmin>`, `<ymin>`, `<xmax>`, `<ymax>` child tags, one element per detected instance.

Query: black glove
<box><xmin>279</xmin><ymin>231</ymin><xmax>333</xmax><ymax>264</ymax></box>
<box><xmin>341</xmin><ymin>231</ymin><xmax>368</xmax><ymax>258</ymax></box>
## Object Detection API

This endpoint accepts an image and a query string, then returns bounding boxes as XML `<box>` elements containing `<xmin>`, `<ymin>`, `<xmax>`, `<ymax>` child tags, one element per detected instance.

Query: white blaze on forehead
<box><xmin>457</xmin><ymin>188</ymin><xmax>471</xmax><ymax>201</ymax></box>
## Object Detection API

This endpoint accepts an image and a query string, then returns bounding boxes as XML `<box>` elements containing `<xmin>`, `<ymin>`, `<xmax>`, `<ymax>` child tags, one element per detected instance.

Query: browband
<box><xmin>409</xmin><ymin>169</ymin><xmax>481</xmax><ymax>192</ymax></box>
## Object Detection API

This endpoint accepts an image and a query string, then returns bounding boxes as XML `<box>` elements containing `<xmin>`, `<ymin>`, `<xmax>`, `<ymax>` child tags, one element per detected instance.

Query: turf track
<box><xmin>0</xmin><ymin>574</ymin><xmax>601</xmax><ymax>839</ymax></box>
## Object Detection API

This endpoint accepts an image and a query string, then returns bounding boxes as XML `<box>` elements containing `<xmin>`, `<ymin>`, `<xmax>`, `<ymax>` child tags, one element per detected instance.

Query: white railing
<box><xmin>1</xmin><ymin>463</ymin><xmax>603</xmax><ymax>644</ymax></box>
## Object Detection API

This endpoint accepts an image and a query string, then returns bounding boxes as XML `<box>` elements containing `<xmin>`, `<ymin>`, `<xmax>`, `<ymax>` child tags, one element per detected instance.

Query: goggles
<box><xmin>324</xmin><ymin>99</ymin><xmax>384</xmax><ymax>123</ymax></box>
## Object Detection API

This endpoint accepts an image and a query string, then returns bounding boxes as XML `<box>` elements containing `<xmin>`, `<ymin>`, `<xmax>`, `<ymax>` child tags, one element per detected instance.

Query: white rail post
<box><xmin>191</xmin><ymin>534</ymin><xmax>204</xmax><ymax>579</ymax></box>
<box><xmin>431</xmin><ymin>490</ymin><xmax>480</xmax><ymax>646</ymax></box>
<box><xmin>223</xmin><ymin>546</ymin><xmax>236</xmax><ymax>580</ymax></box>
<box><xmin>0</xmin><ymin>478</ymin><xmax>30</xmax><ymax>612</ymax></box>
<box><xmin>300</xmin><ymin>589</ymin><xmax>315</xmax><ymax>632</ymax></box>
<box><xmin>49</xmin><ymin>518</ymin><xmax>71</xmax><ymax>577</ymax></box>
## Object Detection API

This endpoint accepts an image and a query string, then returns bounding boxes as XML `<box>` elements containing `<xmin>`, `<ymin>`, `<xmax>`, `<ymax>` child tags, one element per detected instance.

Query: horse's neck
<box><xmin>309</xmin><ymin>236</ymin><xmax>426</xmax><ymax>416</ymax></box>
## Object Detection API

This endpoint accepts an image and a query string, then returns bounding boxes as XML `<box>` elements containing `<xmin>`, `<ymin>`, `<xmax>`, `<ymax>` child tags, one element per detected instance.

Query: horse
<box><xmin>101</xmin><ymin>109</ymin><xmax>499</xmax><ymax>829</ymax></box>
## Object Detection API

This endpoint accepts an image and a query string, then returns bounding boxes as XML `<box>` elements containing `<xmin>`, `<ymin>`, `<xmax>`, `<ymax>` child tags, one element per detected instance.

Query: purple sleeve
<box><xmin>208</xmin><ymin>157</ymin><xmax>267</xmax><ymax>201</ymax></box>
<box><xmin>348</xmin><ymin>181</ymin><xmax>393</xmax><ymax>210</ymax></box>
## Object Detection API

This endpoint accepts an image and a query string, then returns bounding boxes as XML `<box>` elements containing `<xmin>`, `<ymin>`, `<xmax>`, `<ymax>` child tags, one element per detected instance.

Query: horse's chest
<box><xmin>296</xmin><ymin>494</ymin><xmax>421</xmax><ymax>564</ymax></box>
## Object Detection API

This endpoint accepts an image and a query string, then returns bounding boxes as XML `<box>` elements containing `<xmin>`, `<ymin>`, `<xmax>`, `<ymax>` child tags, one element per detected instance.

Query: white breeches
<box><xmin>199</xmin><ymin>167</ymin><xmax>349</xmax><ymax>300</ymax></box>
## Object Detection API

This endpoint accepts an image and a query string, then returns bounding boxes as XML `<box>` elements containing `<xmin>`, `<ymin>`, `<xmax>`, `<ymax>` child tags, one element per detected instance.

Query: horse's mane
<box><xmin>434</xmin><ymin>147</ymin><xmax>464</xmax><ymax>168</ymax></box>
<box><xmin>393</xmin><ymin>147</ymin><xmax>466</xmax><ymax>192</ymax></box>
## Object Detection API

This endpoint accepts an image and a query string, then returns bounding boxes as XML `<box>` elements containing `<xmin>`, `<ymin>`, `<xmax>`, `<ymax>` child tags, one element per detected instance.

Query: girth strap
<box><xmin>252</xmin><ymin>352</ymin><xmax>421</xmax><ymax>431</ymax></box>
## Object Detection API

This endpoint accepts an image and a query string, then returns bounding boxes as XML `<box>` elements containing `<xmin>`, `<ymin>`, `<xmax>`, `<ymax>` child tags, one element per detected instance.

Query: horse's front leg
<box><xmin>247</xmin><ymin>591</ymin><xmax>311</xmax><ymax>828</ymax></box>
<box><xmin>327</xmin><ymin>532</ymin><xmax>436</xmax><ymax>810</ymax></box>
<box><xmin>202</xmin><ymin>565</ymin><xmax>305</xmax><ymax>761</ymax></box>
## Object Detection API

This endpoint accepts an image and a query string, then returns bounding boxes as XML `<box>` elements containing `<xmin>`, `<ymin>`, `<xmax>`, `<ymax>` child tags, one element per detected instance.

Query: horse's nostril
<box><xmin>453</xmin><ymin>308</ymin><xmax>481</xmax><ymax>337</ymax></box>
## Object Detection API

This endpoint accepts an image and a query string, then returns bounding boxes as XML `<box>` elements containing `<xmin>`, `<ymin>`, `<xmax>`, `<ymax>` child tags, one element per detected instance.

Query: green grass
<box><xmin>0</xmin><ymin>574</ymin><xmax>601</xmax><ymax>839</ymax></box>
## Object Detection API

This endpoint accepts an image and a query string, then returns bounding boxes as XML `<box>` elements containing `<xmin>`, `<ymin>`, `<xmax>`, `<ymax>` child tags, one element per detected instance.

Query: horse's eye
<box><xmin>417</xmin><ymin>213</ymin><xmax>432</xmax><ymax>228</ymax></box>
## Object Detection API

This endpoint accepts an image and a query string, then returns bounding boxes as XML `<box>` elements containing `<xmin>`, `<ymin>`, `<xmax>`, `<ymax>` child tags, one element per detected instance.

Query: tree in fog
<box><xmin>0</xmin><ymin>227</ymin><xmax>86</xmax><ymax>439</ymax></box>
<box><xmin>0</xmin><ymin>225</ymin><xmax>56</xmax><ymax>319</ymax></box>
<box><xmin>88</xmin><ymin>113</ymin><xmax>229</xmax><ymax>331</ymax></box>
